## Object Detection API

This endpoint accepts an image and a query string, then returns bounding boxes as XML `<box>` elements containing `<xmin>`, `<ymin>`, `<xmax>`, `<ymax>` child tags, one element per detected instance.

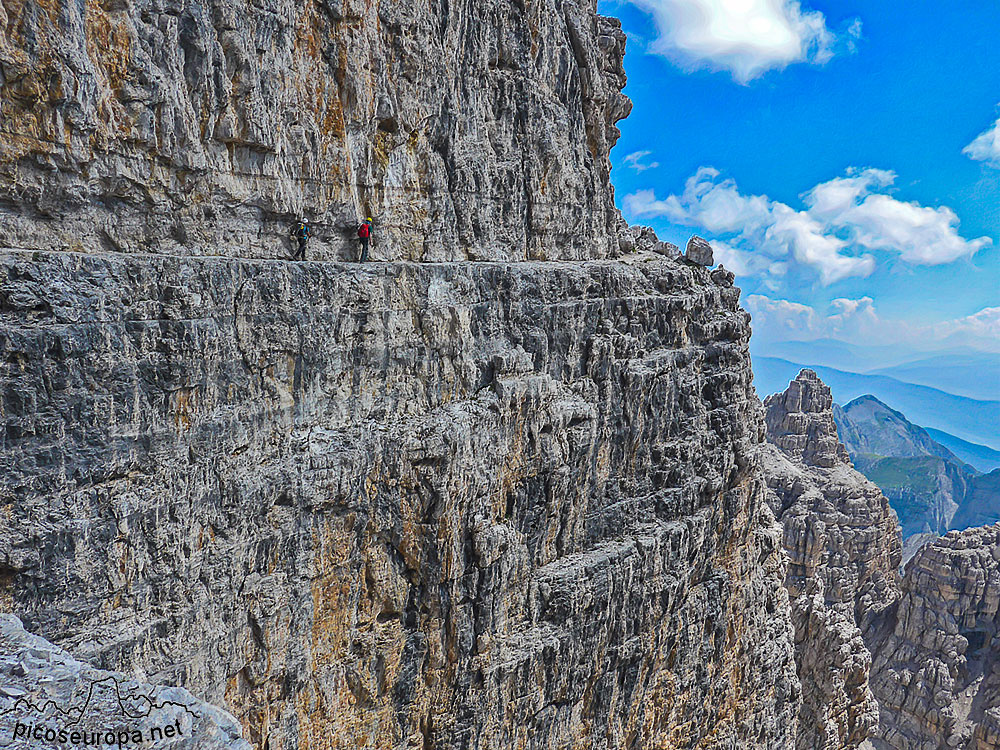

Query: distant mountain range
<box><xmin>923</xmin><ymin>429</ymin><xmax>1000</xmax><ymax>473</ymax></box>
<box><xmin>754</xmin><ymin>339</ymin><xmax>1000</xmax><ymax>400</ymax></box>
<box><xmin>754</xmin><ymin>338</ymin><xmax>928</xmax><ymax>372</ymax></box>
<box><xmin>753</xmin><ymin>356</ymin><xmax>1000</xmax><ymax>453</ymax></box>
<box><xmin>832</xmin><ymin>395</ymin><xmax>1000</xmax><ymax>544</ymax></box>
<box><xmin>833</xmin><ymin>395</ymin><xmax>967</xmax><ymax>465</ymax></box>
<box><xmin>870</xmin><ymin>354</ymin><xmax>1000</xmax><ymax>402</ymax></box>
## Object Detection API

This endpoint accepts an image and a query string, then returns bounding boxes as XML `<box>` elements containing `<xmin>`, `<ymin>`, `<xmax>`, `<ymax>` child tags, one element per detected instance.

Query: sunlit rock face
<box><xmin>0</xmin><ymin>1</ymin><xmax>806</xmax><ymax>747</ymax></box>
<box><xmin>0</xmin><ymin>251</ymin><xmax>800</xmax><ymax>748</ymax></box>
<box><xmin>0</xmin><ymin>0</ymin><xmax>629</xmax><ymax>262</ymax></box>
<box><xmin>867</xmin><ymin>524</ymin><xmax>1000</xmax><ymax>750</ymax></box>
<box><xmin>761</xmin><ymin>370</ymin><xmax>902</xmax><ymax>750</ymax></box>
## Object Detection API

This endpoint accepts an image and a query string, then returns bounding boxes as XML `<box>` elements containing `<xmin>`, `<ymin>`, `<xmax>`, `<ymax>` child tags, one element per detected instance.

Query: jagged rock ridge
<box><xmin>762</xmin><ymin>369</ymin><xmax>1000</xmax><ymax>750</ymax></box>
<box><xmin>761</xmin><ymin>370</ymin><xmax>901</xmax><ymax>750</ymax></box>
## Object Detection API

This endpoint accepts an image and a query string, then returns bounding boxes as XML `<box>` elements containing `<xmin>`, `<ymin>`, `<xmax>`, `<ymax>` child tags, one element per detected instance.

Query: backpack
<box><xmin>358</xmin><ymin>222</ymin><xmax>370</xmax><ymax>239</ymax></box>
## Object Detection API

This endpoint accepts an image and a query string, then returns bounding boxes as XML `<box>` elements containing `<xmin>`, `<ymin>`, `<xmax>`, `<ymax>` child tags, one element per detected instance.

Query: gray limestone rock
<box><xmin>0</xmin><ymin>251</ymin><xmax>800</xmax><ymax>748</ymax></box>
<box><xmin>866</xmin><ymin>524</ymin><xmax>1000</xmax><ymax>750</ymax></box>
<box><xmin>0</xmin><ymin>615</ymin><xmax>250</xmax><ymax>750</ymax></box>
<box><xmin>653</xmin><ymin>240</ymin><xmax>682</xmax><ymax>257</ymax></box>
<box><xmin>0</xmin><ymin>0</ymin><xmax>630</xmax><ymax>263</ymax></box>
<box><xmin>617</xmin><ymin>223</ymin><xmax>678</xmax><ymax>257</ymax></box>
<box><xmin>762</xmin><ymin>370</ymin><xmax>901</xmax><ymax>750</ymax></box>
<box><xmin>685</xmin><ymin>236</ymin><xmax>714</xmax><ymax>266</ymax></box>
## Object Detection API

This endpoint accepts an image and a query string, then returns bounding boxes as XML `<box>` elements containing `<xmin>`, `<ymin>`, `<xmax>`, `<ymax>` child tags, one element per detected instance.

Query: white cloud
<box><xmin>624</xmin><ymin>0</ymin><xmax>852</xmax><ymax>81</ymax></box>
<box><xmin>964</xmin><ymin>116</ymin><xmax>1000</xmax><ymax>167</ymax></box>
<box><xmin>712</xmin><ymin>239</ymin><xmax>765</xmax><ymax>277</ymax></box>
<box><xmin>929</xmin><ymin>306</ymin><xmax>1000</xmax><ymax>343</ymax></box>
<box><xmin>746</xmin><ymin>295</ymin><xmax>1000</xmax><ymax>352</ymax></box>
<box><xmin>803</xmin><ymin>169</ymin><xmax>990</xmax><ymax>265</ymax></box>
<box><xmin>623</xmin><ymin>150</ymin><xmax>660</xmax><ymax>173</ymax></box>
<box><xmin>624</xmin><ymin>167</ymin><xmax>991</xmax><ymax>285</ymax></box>
<box><xmin>745</xmin><ymin>294</ymin><xmax>819</xmax><ymax>336</ymax></box>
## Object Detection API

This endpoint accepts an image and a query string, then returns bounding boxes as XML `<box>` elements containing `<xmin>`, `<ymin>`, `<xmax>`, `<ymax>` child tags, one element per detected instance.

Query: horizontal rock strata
<box><xmin>1</xmin><ymin>250</ymin><xmax>798</xmax><ymax>748</ymax></box>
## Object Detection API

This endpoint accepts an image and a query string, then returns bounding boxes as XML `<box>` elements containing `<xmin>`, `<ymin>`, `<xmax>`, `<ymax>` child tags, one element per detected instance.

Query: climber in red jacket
<box><xmin>357</xmin><ymin>217</ymin><xmax>373</xmax><ymax>262</ymax></box>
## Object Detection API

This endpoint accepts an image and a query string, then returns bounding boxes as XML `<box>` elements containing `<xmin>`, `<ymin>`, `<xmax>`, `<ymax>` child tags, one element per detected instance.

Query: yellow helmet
<box><xmin>366</xmin><ymin>217</ymin><xmax>372</xmax><ymax>222</ymax></box>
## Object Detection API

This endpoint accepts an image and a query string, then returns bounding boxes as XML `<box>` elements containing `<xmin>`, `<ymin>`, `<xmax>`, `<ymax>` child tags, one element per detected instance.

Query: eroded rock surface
<box><xmin>0</xmin><ymin>615</ymin><xmax>249</xmax><ymax>750</ymax></box>
<box><xmin>0</xmin><ymin>0</ymin><xmax>629</xmax><ymax>262</ymax></box>
<box><xmin>1</xmin><ymin>252</ymin><xmax>800</xmax><ymax>748</ymax></box>
<box><xmin>0</xmin><ymin>0</ymin><xmax>810</xmax><ymax>747</ymax></box>
<box><xmin>761</xmin><ymin>370</ymin><xmax>901</xmax><ymax>750</ymax></box>
<box><xmin>867</xmin><ymin>525</ymin><xmax>1000</xmax><ymax>750</ymax></box>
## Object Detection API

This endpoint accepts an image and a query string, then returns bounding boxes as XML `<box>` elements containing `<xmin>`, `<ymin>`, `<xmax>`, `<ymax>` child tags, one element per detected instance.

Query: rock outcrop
<box><xmin>761</xmin><ymin>370</ymin><xmax>1000</xmax><ymax>750</ymax></box>
<box><xmin>619</xmin><ymin>224</ymin><xmax>680</xmax><ymax>257</ymax></box>
<box><xmin>0</xmin><ymin>0</ymin><xmax>629</xmax><ymax>262</ymax></box>
<box><xmin>1</xmin><ymin>250</ymin><xmax>800</xmax><ymax>748</ymax></box>
<box><xmin>685</xmin><ymin>236</ymin><xmax>714</xmax><ymax>266</ymax></box>
<box><xmin>0</xmin><ymin>614</ymin><xmax>249</xmax><ymax>750</ymax></box>
<box><xmin>761</xmin><ymin>370</ymin><xmax>902</xmax><ymax>750</ymax></box>
<box><xmin>867</xmin><ymin>525</ymin><xmax>1000</xmax><ymax>750</ymax></box>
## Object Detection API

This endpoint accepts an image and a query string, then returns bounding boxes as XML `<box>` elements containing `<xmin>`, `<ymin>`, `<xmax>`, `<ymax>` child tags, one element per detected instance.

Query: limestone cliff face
<box><xmin>867</xmin><ymin>525</ymin><xmax>1000</xmax><ymax>750</ymax></box>
<box><xmin>0</xmin><ymin>1</ymin><xmax>805</xmax><ymax>747</ymax></box>
<box><xmin>0</xmin><ymin>0</ymin><xmax>629</xmax><ymax>262</ymax></box>
<box><xmin>1</xmin><ymin>251</ymin><xmax>799</xmax><ymax>748</ymax></box>
<box><xmin>761</xmin><ymin>370</ymin><xmax>902</xmax><ymax>750</ymax></box>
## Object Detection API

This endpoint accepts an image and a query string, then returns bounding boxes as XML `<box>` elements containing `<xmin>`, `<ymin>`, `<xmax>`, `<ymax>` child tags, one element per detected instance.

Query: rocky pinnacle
<box><xmin>762</xmin><ymin>370</ymin><xmax>901</xmax><ymax>749</ymax></box>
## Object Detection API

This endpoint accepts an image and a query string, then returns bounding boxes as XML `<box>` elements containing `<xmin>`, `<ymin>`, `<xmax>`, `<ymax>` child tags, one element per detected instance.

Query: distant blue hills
<box><xmin>755</xmin><ymin>340</ymin><xmax>999</xmax><ymax>402</ymax></box>
<box><xmin>753</xmin><ymin>356</ymin><xmax>1000</xmax><ymax>455</ymax></box>
<box><xmin>924</xmin><ymin>429</ymin><xmax>1000</xmax><ymax>473</ymax></box>
<box><xmin>870</xmin><ymin>355</ymin><xmax>1000</xmax><ymax>402</ymax></box>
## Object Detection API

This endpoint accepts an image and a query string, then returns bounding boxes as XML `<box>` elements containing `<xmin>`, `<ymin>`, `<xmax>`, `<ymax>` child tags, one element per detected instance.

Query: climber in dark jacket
<box><xmin>291</xmin><ymin>219</ymin><xmax>310</xmax><ymax>260</ymax></box>
<box><xmin>357</xmin><ymin>217</ymin><xmax>373</xmax><ymax>262</ymax></box>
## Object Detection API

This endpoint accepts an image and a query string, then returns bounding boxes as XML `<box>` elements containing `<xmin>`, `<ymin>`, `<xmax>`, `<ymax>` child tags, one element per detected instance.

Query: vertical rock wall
<box><xmin>1</xmin><ymin>252</ymin><xmax>800</xmax><ymax>748</ymax></box>
<box><xmin>0</xmin><ymin>0</ymin><xmax>629</xmax><ymax>262</ymax></box>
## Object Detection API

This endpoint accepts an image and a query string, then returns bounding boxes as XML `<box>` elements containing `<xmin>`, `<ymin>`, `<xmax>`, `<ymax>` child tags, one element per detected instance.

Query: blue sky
<box><xmin>600</xmin><ymin>0</ymin><xmax>1000</xmax><ymax>355</ymax></box>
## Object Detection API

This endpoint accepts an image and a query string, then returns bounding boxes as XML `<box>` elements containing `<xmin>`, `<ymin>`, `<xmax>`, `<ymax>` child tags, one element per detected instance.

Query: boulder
<box><xmin>685</xmin><ymin>235</ymin><xmax>715</xmax><ymax>265</ymax></box>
